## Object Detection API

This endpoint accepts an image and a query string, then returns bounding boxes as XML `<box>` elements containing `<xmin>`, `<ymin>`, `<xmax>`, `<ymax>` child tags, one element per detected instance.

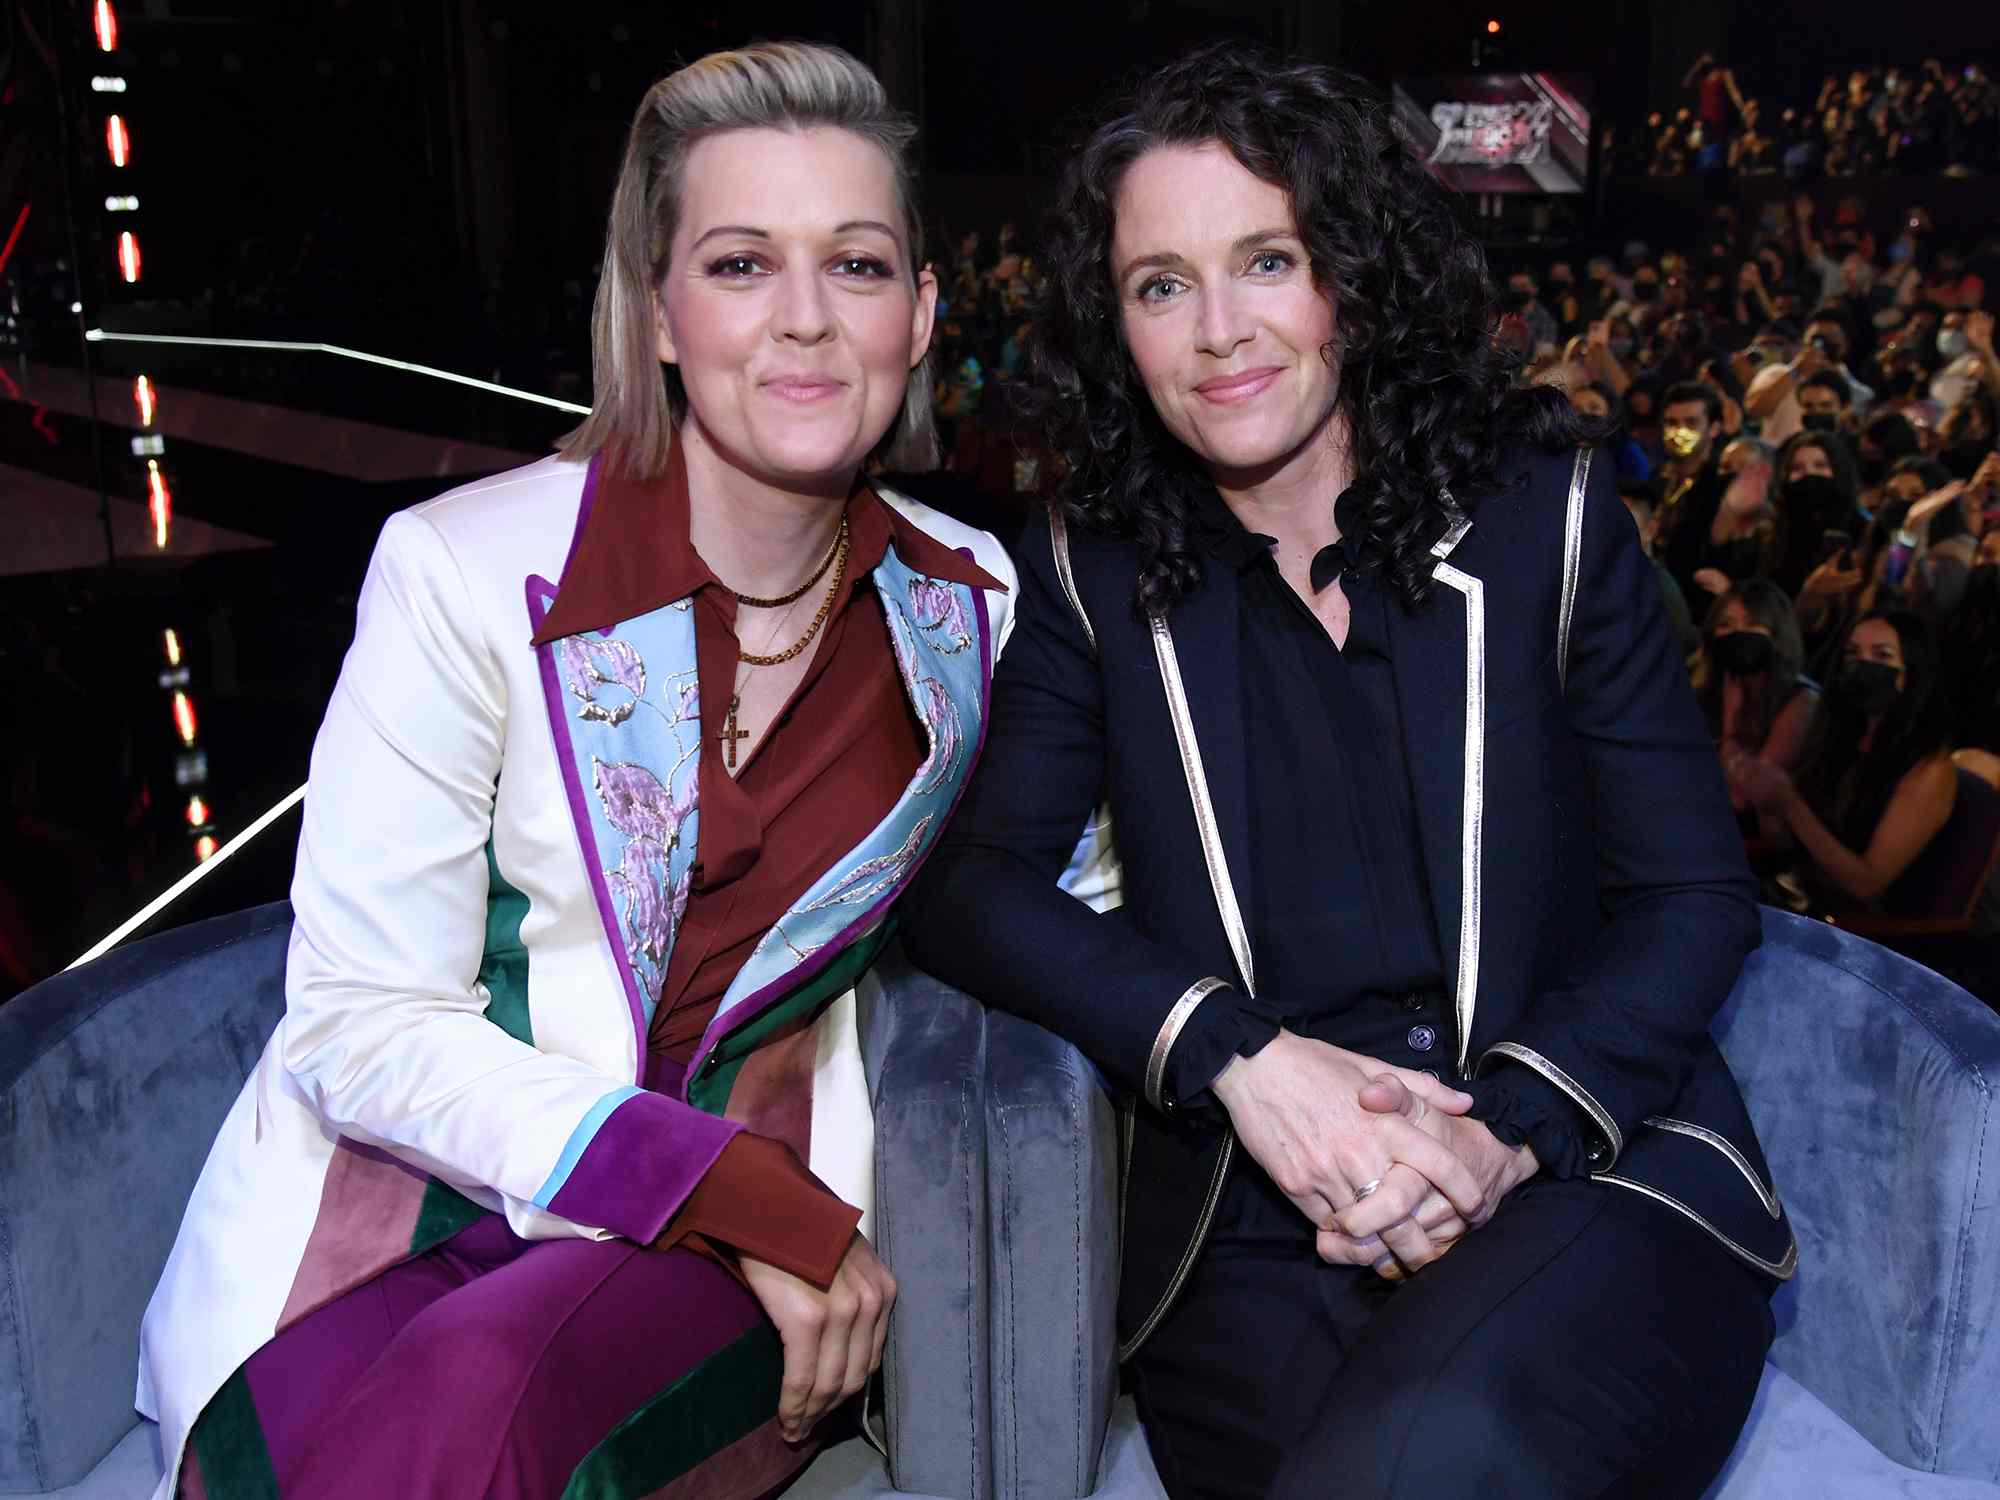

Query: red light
<box><xmin>164</xmin><ymin>628</ymin><xmax>182</xmax><ymax>666</ymax></box>
<box><xmin>147</xmin><ymin>460</ymin><xmax>171</xmax><ymax>547</ymax></box>
<box><xmin>94</xmin><ymin>1</ymin><xmax>118</xmax><ymax>52</ymax></box>
<box><xmin>173</xmin><ymin>690</ymin><xmax>197</xmax><ymax>746</ymax></box>
<box><xmin>1486</xmin><ymin>18</ymin><xmax>1501</xmax><ymax>32</ymax></box>
<box><xmin>134</xmin><ymin>374</ymin><xmax>155</xmax><ymax>426</ymax></box>
<box><xmin>195</xmin><ymin>834</ymin><xmax>219</xmax><ymax>862</ymax></box>
<box><xmin>186</xmin><ymin>795</ymin><xmax>210</xmax><ymax>827</ymax></box>
<box><xmin>118</xmin><ymin>230</ymin><xmax>141</xmax><ymax>284</ymax></box>
<box><xmin>106</xmin><ymin>114</ymin><xmax>129</xmax><ymax>167</ymax></box>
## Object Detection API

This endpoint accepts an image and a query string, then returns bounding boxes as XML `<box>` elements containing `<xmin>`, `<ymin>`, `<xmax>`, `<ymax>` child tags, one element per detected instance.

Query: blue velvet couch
<box><xmin>2</xmin><ymin>905</ymin><xmax>1996</xmax><ymax>1497</ymax></box>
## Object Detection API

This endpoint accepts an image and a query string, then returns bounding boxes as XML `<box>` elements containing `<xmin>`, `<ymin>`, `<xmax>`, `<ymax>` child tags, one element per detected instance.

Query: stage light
<box><xmin>106</xmin><ymin>115</ymin><xmax>130</xmax><ymax>167</ymax></box>
<box><xmin>186</xmin><ymin>795</ymin><xmax>211</xmax><ymax>828</ymax></box>
<box><xmin>147</xmin><ymin>459</ymin><xmax>171</xmax><ymax>547</ymax></box>
<box><xmin>173</xmin><ymin>691</ymin><xmax>197</xmax><ymax>746</ymax></box>
<box><xmin>164</xmin><ymin>628</ymin><xmax>181</xmax><ymax>666</ymax></box>
<box><xmin>91</xmin><ymin>76</ymin><xmax>127</xmax><ymax>93</ymax></box>
<box><xmin>94</xmin><ymin>1</ymin><xmax>118</xmax><ymax>53</ymax></box>
<box><xmin>1487</xmin><ymin>18</ymin><xmax>1501</xmax><ymax>33</ymax></box>
<box><xmin>131</xmin><ymin>434</ymin><xmax>164</xmax><ymax>456</ymax></box>
<box><xmin>118</xmin><ymin>230</ymin><xmax>142</xmax><ymax>284</ymax></box>
<box><xmin>174</xmin><ymin>749</ymin><xmax>209</xmax><ymax>788</ymax></box>
<box><xmin>195</xmin><ymin>834</ymin><xmax>219</xmax><ymax>862</ymax></box>
<box><xmin>134</xmin><ymin>373</ymin><xmax>155</xmax><ymax>425</ymax></box>
<box><xmin>106</xmin><ymin>195</ymin><xmax>140</xmax><ymax>212</ymax></box>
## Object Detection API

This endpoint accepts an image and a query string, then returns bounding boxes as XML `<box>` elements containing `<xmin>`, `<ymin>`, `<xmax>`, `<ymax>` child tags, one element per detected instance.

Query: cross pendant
<box><xmin>718</xmin><ymin>694</ymin><xmax>750</xmax><ymax>770</ymax></box>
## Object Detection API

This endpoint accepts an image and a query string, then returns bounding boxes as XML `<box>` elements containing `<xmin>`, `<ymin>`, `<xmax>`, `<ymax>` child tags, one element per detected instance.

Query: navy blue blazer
<box><xmin>904</xmin><ymin>442</ymin><xmax>1796</xmax><ymax>1348</ymax></box>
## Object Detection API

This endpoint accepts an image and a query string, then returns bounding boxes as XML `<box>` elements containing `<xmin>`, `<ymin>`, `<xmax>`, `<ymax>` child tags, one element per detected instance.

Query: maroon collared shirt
<box><xmin>532</xmin><ymin>441</ymin><xmax>999</xmax><ymax>1286</ymax></box>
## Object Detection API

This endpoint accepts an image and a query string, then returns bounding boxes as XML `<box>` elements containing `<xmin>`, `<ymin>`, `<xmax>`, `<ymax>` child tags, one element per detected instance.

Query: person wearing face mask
<box><xmin>1941</xmin><ymin>525</ymin><xmax>2000</xmax><ymax>751</ymax></box>
<box><xmin>1743</xmin><ymin>311</ymin><xmax>1871</xmax><ymax>447</ymax></box>
<box><xmin>1855</xmin><ymin>407</ymin><xmax>1922</xmax><ymax>502</ymax></box>
<box><xmin>1655</xmin><ymin>388</ymin><xmax>1746</xmax><ymax>600</ymax></box>
<box><xmin>1694</xmin><ymin>582</ymin><xmax>1818</xmax><ymax>842</ymax></box>
<box><xmin>1731</xmin><ymin>611</ymin><xmax>1958</xmax><ymax>917</ymax></box>
<box><xmin>1773</xmin><ymin>431</ymin><xmax>1863</xmax><ymax>594</ymax></box>
<box><xmin>1928</xmin><ymin>309</ymin><xmax>2000</xmax><ymax>409</ymax></box>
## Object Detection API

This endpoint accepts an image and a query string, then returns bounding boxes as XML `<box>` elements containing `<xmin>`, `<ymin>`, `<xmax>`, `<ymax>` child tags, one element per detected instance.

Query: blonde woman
<box><xmin>138</xmin><ymin>43</ymin><xmax>1014</xmax><ymax>1500</ymax></box>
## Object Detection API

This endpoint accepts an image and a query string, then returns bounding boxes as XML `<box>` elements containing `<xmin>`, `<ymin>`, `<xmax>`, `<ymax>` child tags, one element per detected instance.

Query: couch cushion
<box><xmin>1712</xmin><ymin>911</ymin><xmax>2000</xmax><ymax>1482</ymax></box>
<box><xmin>0</xmin><ymin>904</ymin><xmax>293</xmax><ymax>1492</ymax></box>
<box><xmin>1704</xmin><ymin>1364</ymin><xmax>2000</xmax><ymax>1499</ymax></box>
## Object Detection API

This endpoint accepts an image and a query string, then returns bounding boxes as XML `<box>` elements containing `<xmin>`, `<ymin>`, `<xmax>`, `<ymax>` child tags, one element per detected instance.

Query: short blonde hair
<box><xmin>559</xmin><ymin>42</ymin><xmax>938</xmax><ymax>477</ymax></box>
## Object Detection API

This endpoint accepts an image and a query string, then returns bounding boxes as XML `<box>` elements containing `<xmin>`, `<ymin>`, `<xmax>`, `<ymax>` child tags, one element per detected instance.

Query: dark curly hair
<box><xmin>1027</xmin><ymin>42</ymin><xmax>1586</xmax><ymax>615</ymax></box>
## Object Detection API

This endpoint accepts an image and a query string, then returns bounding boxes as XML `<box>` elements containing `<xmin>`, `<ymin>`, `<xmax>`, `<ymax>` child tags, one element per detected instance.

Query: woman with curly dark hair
<box><xmin>905</xmin><ymin>41</ymin><xmax>1788</xmax><ymax>1499</ymax></box>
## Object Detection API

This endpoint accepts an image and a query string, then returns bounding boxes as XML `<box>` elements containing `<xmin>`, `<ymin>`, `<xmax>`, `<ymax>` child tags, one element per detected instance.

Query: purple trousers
<box><xmin>179</xmin><ymin>1213</ymin><xmax>813</xmax><ymax>1500</ymax></box>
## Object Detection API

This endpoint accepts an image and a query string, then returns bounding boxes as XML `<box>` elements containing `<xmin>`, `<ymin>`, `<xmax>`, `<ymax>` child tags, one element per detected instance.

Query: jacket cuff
<box><xmin>1163</xmin><ymin>987</ymin><xmax>1284</xmax><ymax>1114</ymax></box>
<box><xmin>1145</xmin><ymin>978</ymin><xmax>1232</xmax><ymax>1114</ymax></box>
<box><xmin>1473</xmin><ymin>1042</ymin><xmax>1624</xmax><ymax>1173</ymax></box>
<box><xmin>652</xmin><ymin>1132</ymin><xmax>860</xmax><ymax>1290</ymax></box>
<box><xmin>1463</xmin><ymin>1069</ymin><xmax>1589</xmax><ymax>1180</ymax></box>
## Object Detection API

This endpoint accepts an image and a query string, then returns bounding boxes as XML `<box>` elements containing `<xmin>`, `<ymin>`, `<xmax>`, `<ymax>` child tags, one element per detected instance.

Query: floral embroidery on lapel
<box><xmin>911</xmin><ymin>677</ymin><xmax>961</xmax><ymax>795</ymax></box>
<box><xmin>908</xmin><ymin>576</ymin><xmax>974</xmax><ymax>653</ymax></box>
<box><xmin>558</xmin><ymin>636</ymin><xmax>647</xmax><ymax>726</ymax></box>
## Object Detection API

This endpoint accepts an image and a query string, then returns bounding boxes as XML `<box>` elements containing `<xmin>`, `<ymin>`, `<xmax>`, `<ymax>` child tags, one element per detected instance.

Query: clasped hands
<box><xmin>1209</xmin><ymin>1029</ymin><xmax>1539</xmax><ymax>1281</ymax></box>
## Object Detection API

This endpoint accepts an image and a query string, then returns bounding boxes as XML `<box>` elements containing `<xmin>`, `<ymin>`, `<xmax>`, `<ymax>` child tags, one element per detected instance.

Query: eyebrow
<box><xmin>1115</xmin><ymin>226</ymin><xmax>1300</xmax><ymax>286</ymax></box>
<box><xmin>688</xmin><ymin>220</ymin><xmax>902</xmax><ymax>253</ymax></box>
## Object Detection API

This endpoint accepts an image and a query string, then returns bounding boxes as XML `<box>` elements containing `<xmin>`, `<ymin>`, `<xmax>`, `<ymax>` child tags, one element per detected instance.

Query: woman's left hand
<box><xmin>1316</xmin><ymin>1076</ymin><xmax>1540</xmax><ymax>1279</ymax></box>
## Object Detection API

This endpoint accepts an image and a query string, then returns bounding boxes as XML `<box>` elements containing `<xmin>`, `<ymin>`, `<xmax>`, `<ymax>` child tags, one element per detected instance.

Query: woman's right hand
<box><xmin>1208</xmin><ymin>1029</ymin><xmax>1486</xmax><ymax>1258</ymax></box>
<box><xmin>739</xmin><ymin>1234</ymin><xmax>897</xmax><ymax>1444</ymax></box>
<box><xmin>1799</xmin><ymin>551</ymin><xmax>1864</xmax><ymax>607</ymax></box>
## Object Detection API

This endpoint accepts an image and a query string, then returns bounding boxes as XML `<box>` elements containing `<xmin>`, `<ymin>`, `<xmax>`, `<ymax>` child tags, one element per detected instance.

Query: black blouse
<box><xmin>1164</xmin><ymin>489</ymin><xmax>1588</xmax><ymax>1178</ymax></box>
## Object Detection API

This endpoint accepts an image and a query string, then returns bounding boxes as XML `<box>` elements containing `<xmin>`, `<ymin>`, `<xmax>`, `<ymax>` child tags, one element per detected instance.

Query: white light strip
<box><xmin>84</xmin><ymin>329</ymin><xmax>593</xmax><ymax>415</ymax></box>
<box><xmin>65</xmin><ymin>783</ymin><xmax>308</xmax><ymax>971</ymax></box>
<box><xmin>91</xmin><ymin>75</ymin><xmax>128</xmax><ymax>92</ymax></box>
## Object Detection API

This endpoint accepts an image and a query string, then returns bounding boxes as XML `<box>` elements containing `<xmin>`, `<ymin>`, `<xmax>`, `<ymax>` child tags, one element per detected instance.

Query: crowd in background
<box><xmin>1498</xmin><ymin>190</ymin><xmax>1999</xmax><ymax>995</ymax></box>
<box><xmin>1644</xmin><ymin>57</ymin><xmax>2000</xmax><ymax>178</ymax></box>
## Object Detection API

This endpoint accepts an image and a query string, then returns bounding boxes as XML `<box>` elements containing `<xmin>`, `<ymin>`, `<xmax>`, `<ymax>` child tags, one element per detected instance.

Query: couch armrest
<box><xmin>0</xmin><ymin>903</ymin><xmax>293</xmax><ymax>1492</ymax></box>
<box><xmin>1712</xmin><ymin>908</ymin><xmax>2000</xmax><ymax>1482</ymax></box>
<box><xmin>858</xmin><ymin>942</ymin><xmax>991</xmax><ymax>1500</ymax></box>
<box><xmin>982</xmin><ymin>1011</ymin><xmax>1120</xmax><ymax>1500</ymax></box>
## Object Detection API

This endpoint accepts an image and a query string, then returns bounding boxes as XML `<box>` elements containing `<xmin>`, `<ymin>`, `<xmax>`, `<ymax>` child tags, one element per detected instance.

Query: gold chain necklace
<box><xmin>727</xmin><ymin>515</ymin><xmax>847</xmax><ymax>609</ymax></box>
<box><xmin>716</xmin><ymin>519</ymin><xmax>852</xmax><ymax>769</ymax></box>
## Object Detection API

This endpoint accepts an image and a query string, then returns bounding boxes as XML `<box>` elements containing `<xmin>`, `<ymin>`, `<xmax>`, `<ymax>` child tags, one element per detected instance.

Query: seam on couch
<box><xmin>963</xmin><ymin>1074</ymin><xmax>978</xmax><ymax>1500</ymax></box>
<box><xmin>1071</xmin><ymin>1087</ymin><xmax>1083</xmax><ymax>1494</ymax></box>
<box><xmin>8</xmin><ymin>915</ymin><xmax>292</xmax><ymax>1085</ymax></box>
<box><xmin>0</xmin><ymin>1207</ymin><xmax>45</xmax><ymax>1489</ymax></box>
<box><xmin>1932</xmin><ymin>1083</ymin><xmax>1990</xmax><ymax>1476</ymax></box>
<box><xmin>998</xmin><ymin>1104</ymin><xmax>1019</xmax><ymax>1494</ymax></box>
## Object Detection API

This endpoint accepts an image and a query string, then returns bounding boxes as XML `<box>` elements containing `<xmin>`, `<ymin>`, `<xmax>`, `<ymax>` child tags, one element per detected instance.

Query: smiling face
<box><xmin>655</xmin><ymin>126</ymin><xmax>936</xmax><ymax>492</ymax></box>
<box><xmin>1110</xmin><ymin>143</ymin><xmax>1342</xmax><ymax>490</ymax></box>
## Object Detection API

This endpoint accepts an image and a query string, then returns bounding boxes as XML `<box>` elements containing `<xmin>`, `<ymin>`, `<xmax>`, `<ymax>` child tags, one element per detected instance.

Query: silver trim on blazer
<box><xmin>1118</xmin><ymin>610</ymin><xmax>1263</xmax><ymax>1363</ymax></box>
<box><xmin>1642</xmin><ymin>1116</ymin><xmax>1784</xmax><ymax>1219</ymax></box>
<box><xmin>1591</xmin><ymin>1174</ymin><xmax>1799</xmax><ymax>1280</ymax></box>
<box><xmin>1428</xmin><ymin>558</ymin><xmax>1485</xmax><ymax>1072</ymax></box>
<box><xmin>1478</xmin><ymin>1040</ymin><xmax>1625</xmax><ymax>1167</ymax></box>
<box><xmin>1046</xmin><ymin>508</ymin><xmax>1099</xmax><ymax>658</ymax></box>
<box><xmin>1145</xmin><ymin>977</ymin><xmax>1234</xmax><ymax>1114</ymax></box>
<box><xmin>1556</xmin><ymin>446</ymin><xmax>1592</xmax><ymax>690</ymax></box>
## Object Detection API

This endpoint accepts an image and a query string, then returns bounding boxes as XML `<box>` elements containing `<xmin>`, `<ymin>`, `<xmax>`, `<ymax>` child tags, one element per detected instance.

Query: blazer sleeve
<box><xmin>281</xmin><ymin>510</ymin><xmax>740</xmax><ymax>1246</ymax></box>
<box><xmin>1471</xmin><ymin>450</ymin><xmax>1761</xmax><ymax>1171</ymax></box>
<box><xmin>900</xmin><ymin>516</ymin><xmax>1225</xmax><ymax>1103</ymax></box>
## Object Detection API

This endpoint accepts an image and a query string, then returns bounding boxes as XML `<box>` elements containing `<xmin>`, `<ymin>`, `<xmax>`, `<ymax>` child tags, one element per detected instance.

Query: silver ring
<box><xmin>1352</xmin><ymin>1178</ymin><xmax>1384</xmax><ymax>1203</ymax></box>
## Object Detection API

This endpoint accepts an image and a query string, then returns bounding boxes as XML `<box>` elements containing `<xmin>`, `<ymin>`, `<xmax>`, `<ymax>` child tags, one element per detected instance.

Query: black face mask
<box><xmin>1786</xmin><ymin>472</ymin><xmax>1848</xmax><ymax>521</ymax></box>
<box><xmin>1941</xmin><ymin>440</ymin><xmax>1990</xmax><ymax>481</ymax></box>
<box><xmin>1631</xmin><ymin>281</ymin><xmax>1659</xmax><ymax>303</ymax></box>
<box><xmin>1837</xmin><ymin>659</ymin><xmax>1902</xmax><ymax>715</ymax></box>
<box><xmin>1857</xmin><ymin>452</ymin><xmax>1889</xmax><ymax>485</ymax></box>
<box><xmin>1875</xmin><ymin>496</ymin><xmax>1913</xmax><ymax>534</ymax></box>
<box><xmin>1711</xmin><ymin>631</ymin><xmax>1777</xmax><ymax>676</ymax></box>
<box><xmin>1801</xmin><ymin>411</ymin><xmax>1840</xmax><ymax>434</ymax></box>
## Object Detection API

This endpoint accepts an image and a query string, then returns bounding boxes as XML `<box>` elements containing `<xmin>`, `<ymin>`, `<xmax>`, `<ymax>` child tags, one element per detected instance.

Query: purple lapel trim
<box><xmin>685</xmin><ymin>572</ymin><xmax>997</xmax><ymax>1080</ymax></box>
<box><xmin>526</xmin><ymin>574</ymin><xmax>651</xmax><ymax>1082</ymax></box>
